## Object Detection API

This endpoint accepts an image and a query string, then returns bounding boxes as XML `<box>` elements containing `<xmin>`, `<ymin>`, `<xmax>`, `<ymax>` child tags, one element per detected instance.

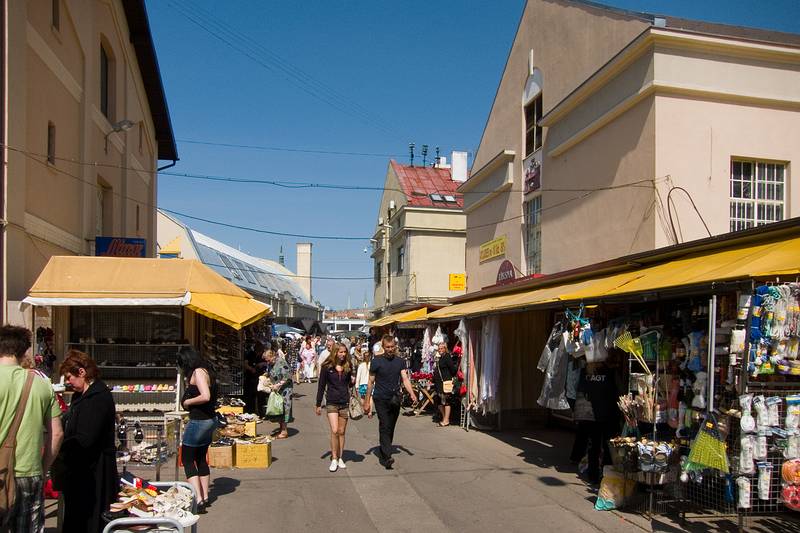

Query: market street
<box><xmin>173</xmin><ymin>383</ymin><xmax>642</xmax><ymax>533</ymax></box>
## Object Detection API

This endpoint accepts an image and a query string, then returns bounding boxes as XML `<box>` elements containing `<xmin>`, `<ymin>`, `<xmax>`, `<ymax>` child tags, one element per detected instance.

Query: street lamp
<box><xmin>104</xmin><ymin>119</ymin><xmax>135</xmax><ymax>153</ymax></box>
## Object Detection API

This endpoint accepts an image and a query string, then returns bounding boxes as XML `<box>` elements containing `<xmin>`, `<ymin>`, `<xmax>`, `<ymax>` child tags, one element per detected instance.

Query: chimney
<box><xmin>296</xmin><ymin>243</ymin><xmax>312</xmax><ymax>301</ymax></box>
<box><xmin>451</xmin><ymin>151</ymin><xmax>468</xmax><ymax>182</ymax></box>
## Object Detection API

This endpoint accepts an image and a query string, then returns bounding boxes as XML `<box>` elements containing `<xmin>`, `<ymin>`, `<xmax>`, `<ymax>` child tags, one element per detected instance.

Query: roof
<box><xmin>390</xmin><ymin>160</ymin><xmax>464</xmax><ymax>209</ymax></box>
<box><xmin>22</xmin><ymin>256</ymin><xmax>270</xmax><ymax>330</ymax></box>
<box><xmin>121</xmin><ymin>0</ymin><xmax>178</xmax><ymax>161</ymax></box>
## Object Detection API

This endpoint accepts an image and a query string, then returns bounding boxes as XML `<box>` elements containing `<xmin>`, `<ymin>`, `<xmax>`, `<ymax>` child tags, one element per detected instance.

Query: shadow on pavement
<box><xmin>211</xmin><ymin>476</ymin><xmax>241</xmax><ymax>500</ymax></box>
<box><xmin>319</xmin><ymin>449</ymin><xmax>366</xmax><ymax>462</ymax></box>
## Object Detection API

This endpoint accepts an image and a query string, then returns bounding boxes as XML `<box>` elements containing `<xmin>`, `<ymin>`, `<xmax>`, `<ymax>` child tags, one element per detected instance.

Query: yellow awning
<box><xmin>369</xmin><ymin>307</ymin><xmax>428</xmax><ymax>326</ymax></box>
<box><xmin>428</xmin><ymin>234</ymin><xmax>800</xmax><ymax>320</ymax></box>
<box><xmin>23</xmin><ymin>256</ymin><xmax>271</xmax><ymax>330</ymax></box>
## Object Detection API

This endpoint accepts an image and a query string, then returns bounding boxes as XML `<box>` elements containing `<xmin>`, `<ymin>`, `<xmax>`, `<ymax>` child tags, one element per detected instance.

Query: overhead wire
<box><xmin>177</xmin><ymin>138</ymin><xmax>406</xmax><ymax>158</ymax></box>
<box><xmin>166</xmin><ymin>0</ymin><xmax>406</xmax><ymax>141</ymax></box>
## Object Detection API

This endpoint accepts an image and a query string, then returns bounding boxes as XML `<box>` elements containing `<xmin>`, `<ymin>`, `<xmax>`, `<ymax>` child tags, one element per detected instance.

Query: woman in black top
<box><xmin>179</xmin><ymin>346</ymin><xmax>217</xmax><ymax>509</ymax></box>
<box><xmin>59</xmin><ymin>350</ymin><xmax>117</xmax><ymax>533</ymax></box>
<box><xmin>315</xmin><ymin>343</ymin><xmax>353</xmax><ymax>472</ymax></box>
<box><xmin>434</xmin><ymin>342</ymin><xmax>457</xmax><ymax>427</ymax></box>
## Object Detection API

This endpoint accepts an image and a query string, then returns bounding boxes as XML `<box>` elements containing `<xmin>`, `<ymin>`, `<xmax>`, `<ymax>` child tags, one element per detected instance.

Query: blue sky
<box><xmin>147</xmin><ymin>0</ymin><xmax>800</xmax><ymax>310</ymax></box>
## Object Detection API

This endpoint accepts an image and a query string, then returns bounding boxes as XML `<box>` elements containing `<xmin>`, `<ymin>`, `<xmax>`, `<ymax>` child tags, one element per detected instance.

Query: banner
<box><xmin>479</xmin><ymin>236</ymin><xmax>506</xmax><ymax>263</ymax></box>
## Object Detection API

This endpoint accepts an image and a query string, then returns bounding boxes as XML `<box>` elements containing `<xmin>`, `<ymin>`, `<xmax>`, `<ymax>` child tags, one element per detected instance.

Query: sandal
<box><xmin>275</xmin><ymin>432</ymin><xmax>289</xmax><ymax>439</ymax></box>
<box><xmin>437</xmin><ymin>422</ymin><xmax>450</xmax><ymax>427</ymax></box>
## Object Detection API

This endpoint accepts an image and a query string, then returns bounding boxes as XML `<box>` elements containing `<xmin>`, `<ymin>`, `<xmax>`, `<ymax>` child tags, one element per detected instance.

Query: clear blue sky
<box><xmin>147</xmin><ymin>0</ymin><xmax>800</xmax><ymax>310</ymax></box>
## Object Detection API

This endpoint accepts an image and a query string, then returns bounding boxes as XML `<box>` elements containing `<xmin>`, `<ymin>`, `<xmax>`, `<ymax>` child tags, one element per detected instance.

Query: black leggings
<box><xmin>182</xmin><ymin>444</ymin><xmax>210</xmax><ymax>478</ymax></box>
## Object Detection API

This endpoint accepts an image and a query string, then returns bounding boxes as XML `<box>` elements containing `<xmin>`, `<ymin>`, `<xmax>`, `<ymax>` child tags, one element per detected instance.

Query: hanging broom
<box><xmin>685</xmin><ymin>412</ymin><xmax>729</xmax><ymax>473</ymax></box>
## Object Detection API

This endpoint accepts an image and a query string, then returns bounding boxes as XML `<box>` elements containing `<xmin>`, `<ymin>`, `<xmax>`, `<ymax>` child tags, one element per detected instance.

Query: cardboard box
<box><xmin>208</xmin><ymin>445</ymin><xmax>233</xmax><ymax>468</ymax></box>
<box><xmin>244</xmin><ymin>420</ymin><xmax>257</xmax><ymax>437</ymax></box>
<box><xmin>234</xmin><ymin>442</ymin><xmax>271</xmax><ymax>469</ymax></box>
<box><xmin>216</xmin><ymin>406</ymin><xmax>244</xmax><ymax>415</ymax></box>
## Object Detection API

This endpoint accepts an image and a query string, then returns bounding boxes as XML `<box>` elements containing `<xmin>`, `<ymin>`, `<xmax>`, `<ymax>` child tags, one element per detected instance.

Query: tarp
<box><xmin>22</xmin><ymin>256</ymin><xmax>271</xmax><ymax>330</ymax></box>
<box><xmin>428</xmin><ymin>234</ymin><xmax>800</xmax><ymax>320</ymax></box>
<box><xmin>369</xmin><ymin>307</ymin><xmax>427</xmax><ymax>327</ymax></box>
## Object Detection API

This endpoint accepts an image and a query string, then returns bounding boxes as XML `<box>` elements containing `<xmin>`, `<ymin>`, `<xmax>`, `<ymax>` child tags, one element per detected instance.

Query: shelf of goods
<box><xmin>201</xmin><ymin>317</ymin><xmax>243</xmax><ymax>396</ymax></box>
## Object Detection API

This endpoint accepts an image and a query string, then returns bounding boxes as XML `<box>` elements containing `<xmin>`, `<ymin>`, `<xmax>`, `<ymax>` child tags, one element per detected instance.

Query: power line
<box><xmin>177</xmin><ymin>138</ymin><xmax>405</xmax><ymax>158</ymax></box>
<box><xmin>166</xmin><ymin>0</ymin><xmax>406</xmax><ymax>141</ymax></box>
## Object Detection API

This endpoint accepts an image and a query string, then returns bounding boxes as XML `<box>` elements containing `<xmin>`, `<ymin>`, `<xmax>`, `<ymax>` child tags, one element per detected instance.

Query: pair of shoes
<box><xmin>379</xmin><ymin>457</ymin><xmax>395</xmax><ymax>470</ymax></box>
<box><xmin>437</xmin><ymin>422</ymin><xmax>450</xmax><ymax>427</ymax></box>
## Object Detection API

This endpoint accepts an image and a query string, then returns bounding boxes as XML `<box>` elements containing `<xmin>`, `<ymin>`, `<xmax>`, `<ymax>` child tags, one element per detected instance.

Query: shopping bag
<box><xmin>595</xmin><ymin>466</ymin><xmax>636</xmax><ymax>511</ymax></box>
<box><xmin>349</xmin><ymin>393</ymin><xmax>364</xmax><ymax>420</ymax></box>
<box><xmin>265</xmin><ymin>391</ymin><xmax>284</xmax><ymax>417</ymax></box>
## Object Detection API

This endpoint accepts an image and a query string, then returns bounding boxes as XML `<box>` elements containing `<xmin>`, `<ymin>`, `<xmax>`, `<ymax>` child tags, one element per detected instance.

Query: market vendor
<box><xmin>579</xmin><ymin>360</ymin><xmax>623</xmax><ymax>484</ymax></box>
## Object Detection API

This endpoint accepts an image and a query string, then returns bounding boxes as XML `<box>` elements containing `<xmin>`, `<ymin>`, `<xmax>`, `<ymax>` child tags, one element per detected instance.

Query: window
<box><xmin>52</xmin><ymin>0</ymin><xmax>60</xmax><ymax>30</ymax></box>
<box><xmin>524</xmin><ymin>196</ymin><xmax>542</xmax><ymax>275</ymax></box>
<box><xmin>524</xmin><ymin>95</ymin><xmax>543</xmax><ymax>157</ymax></box>
<box><xmin>47</xmin><ymin>122</ymin><xmax>56</xmax><ymax>164</ymax></box>
<box><xmin>138</xmin><ymin>121</ymin><xmax>143</xmax><ymax>154</ymax></box>
<box><xmin>396</xmin><ymin>245</ymin><xmax>405</xmax><ymax>274</ymax></box>
<box><xmin>219</xmin><ymin>254</ymin><xmax>243</xmax><ymax>280</ymax></box>
<box><xmin>374</xmin><ymin>261</ymin><xmax>382</xmax><ymax>285</ymax></box>
<box><xmin>430</xmin><ymin>194</ymin><xmax>444</xmax><ymax>202</ymax></box>
<box><xmin>96</xmin><ymin>179</ymin><xmax>112</xmax><ymax>236</ymax></box>
<box><xmin>135</xmin><ymin>205</ymin><xmax>140</xmax><ymax>233</ymax></box>
<box><xmin>443</xmin><ymin>195</ymin><xmax>457</xmax><ymax>203</ymax></box>
<box><xmin>730</xmin><ymin>160</ymin><xmax>786</xmax><ymax>232</ymax></box>
<box><xmin>100</xmin><ymin>44</ymin><xmax>113</xmax><ymax>119</ymax></box>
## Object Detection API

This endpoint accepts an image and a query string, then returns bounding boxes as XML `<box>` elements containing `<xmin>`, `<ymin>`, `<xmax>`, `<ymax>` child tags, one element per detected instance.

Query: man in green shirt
<box><xmin>0</xmin><ymin>326</ymin><xmax>63</xmax><ymax>533</ymax></box>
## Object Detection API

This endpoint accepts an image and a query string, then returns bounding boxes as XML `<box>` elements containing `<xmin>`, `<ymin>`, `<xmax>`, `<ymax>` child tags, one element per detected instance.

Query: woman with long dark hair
<box><xmin>178</xmin><ymin>346</ymin><xmax>217</xmax><ymax>509</ymax></box>
<box><xmin>315</xmin><ymin>343</ymin><xmax>353</xmax><ymax>472</ymax></box>
<box><xmin>59</xmin><ymin>350</ymin><xmax>117</xmax><ymax>532</ymax></box>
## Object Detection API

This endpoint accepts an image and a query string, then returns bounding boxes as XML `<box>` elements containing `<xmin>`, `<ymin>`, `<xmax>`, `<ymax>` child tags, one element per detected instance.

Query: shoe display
<box><xmin>329</xmin><ymin>459</ymin><xmax>338</xmax><ymax>472</ymax></box>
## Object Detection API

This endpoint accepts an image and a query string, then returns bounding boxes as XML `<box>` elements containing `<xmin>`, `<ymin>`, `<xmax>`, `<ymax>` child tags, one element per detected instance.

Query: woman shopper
<box><xmin>315</xmin><ymin>343</ymin><xmax>354</xmax><ymax>472</ymax></box>
<box><xmin>300</xmin><ymin>338</ymin><xmax>317</xmax><ymax>383</ymax></box>
<box><xmin>59</xmin><ymin>350</ymin><xmax>118</xmax><ymax>533</ymax></box>
<box><xmin>433</xmin><ymin>342</ymin><xmax>457</xmax><ymax>427</ymax></box>
<box><xmin>355</xmin><ymin>348</ymin><xmax>371</xmax><ymax>400</ymax></box>
<box><xmin>178</xmin><ymin>346</ymin><xmax>217</xmax><ymax>509</ymax></box>
<box><xmin>263</xmin><ymin>349</ymin><xmax>293</xmax><ymax>439</ymax></box>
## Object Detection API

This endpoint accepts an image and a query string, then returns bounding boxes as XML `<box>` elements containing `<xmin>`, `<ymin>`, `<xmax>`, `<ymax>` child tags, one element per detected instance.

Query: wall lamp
<box><xmin>104</xmin><ymin>119</ymin><xmax>135</xmax><ymax>153</ymax></box>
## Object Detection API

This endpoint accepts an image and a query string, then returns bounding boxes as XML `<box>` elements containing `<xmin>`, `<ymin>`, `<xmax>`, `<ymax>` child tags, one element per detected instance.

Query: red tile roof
<box><xmin>390</xmin><ymin>160</ymin><xmax>464</xmax><ymax>209</ymax></box>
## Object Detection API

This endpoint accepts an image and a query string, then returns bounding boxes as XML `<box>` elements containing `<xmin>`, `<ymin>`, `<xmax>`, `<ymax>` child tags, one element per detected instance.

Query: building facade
<box><xmin>322</xmin><ymin>308</ymin><xmax>368</xmax><ymax>334</ymax></box>
<box><xmin>157</xmin><ymin>211</ymin><xmax>323</xmax><ymax>326</ymax></box>
<box><xmin>462</xmin><ymin>0</ymin><xmax>800</xmax><ymax>292</ymax></box>
<box><xmin>371</xmin><ymin>155</ymin><xmax>468</xmax><ymax>317</ymax></box>
<box><xmin>3</xmin><ymin>0</ymin><xmax>177</xmax><ymax>323</ymax></box>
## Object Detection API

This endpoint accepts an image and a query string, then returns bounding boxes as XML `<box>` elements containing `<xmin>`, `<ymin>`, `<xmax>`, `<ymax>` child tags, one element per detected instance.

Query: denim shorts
<box><xmin>358</xmin><ymin>384</ymin><xmax>368</xmax><ymax>398</ymax></box>
<box><xmin>182</xmin><ymin>418</ymin><xmax>216</xmax><ymax>447</ymax></box>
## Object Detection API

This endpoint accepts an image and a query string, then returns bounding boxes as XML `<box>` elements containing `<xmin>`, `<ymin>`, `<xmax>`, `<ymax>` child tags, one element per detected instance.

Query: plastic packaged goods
<box><xmin>767</xmin><ymin>397</ymin><xmax>782</xmax><ymax>427</ymax></box>
<box><xmin>755</xmin><ymin>432</ymin><xmax>768</xmax><ymax>460</ymax></box>
<box><xmin>786</xmin><ymin>395</ymin><xmax>800</xmax><ymax>431</ymax></box>
<box><xmin>753</xmin><ymin>395</ymin><xmax>769</xmax><ymax>429</ymax></box>
<box><xmin>758</xmin><ymin>462</ymin><xmax>773</xmax><ymax>500</ymax></box>
<box><xmin>737</xmin><ymin>476</ymin><xmax>752</xmax><ymax>509</ymax></box>
<box><xmin>740</xmin><ymin>394</ymin><xmax>756</xmax><ymax>433</ymax></box>
<box><xmin>740</xmin><ymin>435</ymin><xmax>756</xmax><ymax>474</ymax></box>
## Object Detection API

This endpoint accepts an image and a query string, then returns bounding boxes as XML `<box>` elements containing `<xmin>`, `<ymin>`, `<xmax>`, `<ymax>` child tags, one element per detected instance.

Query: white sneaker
<box><xmin>329</xmin><ymin>459</ymin><xmax>338</xmax><ymax>472</ymax></box>
<box><xmin>337</xmin><ymin>458</ymin><xmax>346</xmax><ymax>469</ymax></box>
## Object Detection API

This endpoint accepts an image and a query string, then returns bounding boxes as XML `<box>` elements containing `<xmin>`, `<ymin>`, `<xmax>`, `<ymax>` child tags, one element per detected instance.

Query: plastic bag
<box><xmin>594</xmin><ymin>466</ymin><xmax>636</xmax><ymax>511</ymax></box>
<box><xmin>266</xmin><ymin>391</ymin><xmax>284</xmax><ymax>417</ymax></box>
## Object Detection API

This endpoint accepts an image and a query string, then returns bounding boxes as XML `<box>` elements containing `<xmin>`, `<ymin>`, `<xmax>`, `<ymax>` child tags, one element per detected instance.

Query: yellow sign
<box><xmin>449</xmin><ymin>273</ymin><xmax>466</xmax><ymax>291</ymax></box>
<box><xmin>479</xmin><ymin>236</ymin><xmax>507</xmax><ymax>263</ymax></box>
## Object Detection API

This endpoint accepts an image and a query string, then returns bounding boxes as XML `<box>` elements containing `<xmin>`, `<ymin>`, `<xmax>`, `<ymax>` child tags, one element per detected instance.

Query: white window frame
<box><xmin>524</xmin><ymin>195</ymin><xmax>542</xmax><ymax>275</ymax></box>
<box><xmin>729</xmin><ymin>159</ymin><xmax>786</xmax><ymax>232</ymax></box>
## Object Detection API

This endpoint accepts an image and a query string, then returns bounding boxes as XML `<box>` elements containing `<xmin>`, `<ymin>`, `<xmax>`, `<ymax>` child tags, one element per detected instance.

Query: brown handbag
<box><xmin>0</xmin><ymin>371</ymin><xmax>36</xmax><ymax>525</ymax></box>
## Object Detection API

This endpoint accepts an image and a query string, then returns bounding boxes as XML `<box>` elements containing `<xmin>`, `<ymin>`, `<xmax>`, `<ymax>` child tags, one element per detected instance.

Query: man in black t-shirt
<box><xmin>363</xmin><ymin>334</ymin><xmax>416</xmax><ymax>469</ymax></box>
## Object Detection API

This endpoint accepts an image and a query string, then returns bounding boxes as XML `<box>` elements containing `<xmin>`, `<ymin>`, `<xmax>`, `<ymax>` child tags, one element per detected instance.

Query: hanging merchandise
<box><xmin>691</xmin><ymin>372</ymin><xmax>708</xmax><ymax>410</ymax></box>
<box><xmin>754</xmin><ymin>431</ymin><xmax>769</xmax><ymax>461</ymax></box>
<box><xmin>786</xmin><ymin>395</ymin><xmax>800</xmax><ymax>431</ymax></box>
<box><xmin>753</xmin><ymin>395</ymin><xmax>769</xmax><ymax>429</ymax></box>
<box><xmin>767</xmin><ymin>397</ymin><xmax>782</xmax><ymax>427</ymax></box>
<box><xmin>685</xmin><ymin>413</ymin><xmax>729</xmax><ymax>474</ymax></box>
<box><xmin>737</xmin><ymin>476</ymin><xmax>752</xmax><ymax>509</ymax></box>
<box><xmin>740</xmin><ymin>435</ymin><xmax>756</xmax><ymax>474</ymax></box>
<box><xmin>740</xmin><ymin>393</ymin><xmax>756</xmax><ymax>433</ymax></box>
<box><xmin>782</xmin><ymin>459</ymin><xmax>800</xmax><ymax>512</ymax></box>
<box><xmin>536</xmin><ymin>323</ymin><xmax>569</xmax><ymax>411</ymax></box>
<box><xmin>479</xmin><ymin>316</ymin><xmax>502</xmax><ymax>414</ymax></box>
<box><xmin>758</xmin><ymin>462</ymin><xmax>773</xmax><ymax>500</ymax></box>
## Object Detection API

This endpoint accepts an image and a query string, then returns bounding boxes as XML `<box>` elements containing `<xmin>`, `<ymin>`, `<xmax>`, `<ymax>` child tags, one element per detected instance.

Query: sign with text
<box><xmin>448</xmin><ymin>273</ymin><xmax>466</xmax><ymax>291</ymax></box>
<box><xmin>479</xmin><ymin>236</ymin><xmax>507</xmax><ymax>263</ymax></box>
<box><xmin>496</xmin><ymin>260</ymin><xmax>516</xmax><ymax>285</ymax></box>
<box><xmin>95</xmin><ymin>237</ymin><xmax>147</xmax><ymax>257</ymax></box>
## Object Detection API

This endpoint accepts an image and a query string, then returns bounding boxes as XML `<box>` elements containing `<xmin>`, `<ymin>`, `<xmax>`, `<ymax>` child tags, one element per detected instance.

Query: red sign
<box><xmin>95</xmin><ymin>237</ymin><xmax>146</xmax><ymax>257</ymax></box>
<box><xmin>496</xmin><ymin>260</ymin><xmax>516</xmax><ymax>285</ymax></box>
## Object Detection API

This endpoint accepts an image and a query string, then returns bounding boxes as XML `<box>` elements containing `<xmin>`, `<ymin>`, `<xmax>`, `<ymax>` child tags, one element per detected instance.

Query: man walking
<box><xmin>0</xmin><ymin>326</ymin><xmax>63</xmax><ymax>532</ymax></box>
<box><xmin>363</xmin><ymin>335</ymin><xmax>416</xmax><ymax>469</ymax></box>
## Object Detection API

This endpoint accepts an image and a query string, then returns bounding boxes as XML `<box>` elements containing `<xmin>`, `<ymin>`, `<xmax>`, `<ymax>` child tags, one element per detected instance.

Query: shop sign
<box><xmin>448</xmin><ymin>273</ymin><xmax>466</xmax><ymax>291</ymax></box>
<box><xmin>496</xmin><ymin>260</ymin><xmax>516</xmax><ymax>285</ymax></box>
<box><xmin>95</xmin><ymin>237</ymin><xmax>147</xmax><ymax>257</ymax></box>
<box><xmin>524</xmin><ymin>154</ymin><xmax>541</xmax><ymax>194</ymax></box>
<box><xmin>479</xmin><ymin>236</ymin><xmax>506</xmax><ymax>263</ymax></box>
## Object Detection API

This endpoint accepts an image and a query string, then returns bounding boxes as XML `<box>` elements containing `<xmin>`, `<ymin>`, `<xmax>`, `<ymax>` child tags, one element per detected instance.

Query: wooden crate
<box><xmin>208</xmin><ymin>445</ymin><xmax>233</xmax><ymax>468</ymax></box>
<box><xmin>216</xmin><ymin>406</ymin><xmax>244</xmax><ymax>415</ymax></box>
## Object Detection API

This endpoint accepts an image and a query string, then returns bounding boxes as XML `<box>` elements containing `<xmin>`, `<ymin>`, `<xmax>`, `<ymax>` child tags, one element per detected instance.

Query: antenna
<box><xmin>409</xmin><ymin>143</ymin><xmax>415</xmax><ymax>167</ymax></box>
<box><xmin>435</xmin><ymin>146</ymin><xmax>440</xmax><ymax>164</ymax></box>
<box><xmin>421</xmin><ymin>144</ymin><xmax>428</xmax><ymax>166</ymax></box>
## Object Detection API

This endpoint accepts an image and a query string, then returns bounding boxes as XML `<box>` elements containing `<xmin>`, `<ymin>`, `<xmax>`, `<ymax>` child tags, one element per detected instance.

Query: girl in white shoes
<box><xmin>315</xmin><ymin>343</ymin><xmax>354</xmax><ymax>472</ymax></box>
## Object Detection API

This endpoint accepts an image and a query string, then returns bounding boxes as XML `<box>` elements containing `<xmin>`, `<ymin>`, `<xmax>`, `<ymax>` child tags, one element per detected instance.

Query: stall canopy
<box><xmin>428</xmin><ymin>233</ymin><xmax>800</xmax><ymax>321</ymax></box>
<box><xmin>369</xmin><ymin>307</ymin><xmax>428</xmax><ymax>327</ymax></box>
<box><xmin>22</xmin><ymin>256</ymin><xmax>271</xmax><ymax>330</ymax></box>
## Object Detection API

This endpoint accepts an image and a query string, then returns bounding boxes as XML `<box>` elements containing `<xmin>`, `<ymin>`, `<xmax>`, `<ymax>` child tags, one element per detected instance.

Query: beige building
<box><xmin>463</xmin><ymin>0</ymin><xmax>800</xmax><ymax>292</ymax></box>
<box><xmin>371</xmin><ymin>155</ymin><xmax>468</xmax><ymax>317</ymax></box>
<box><xmin>3</xmin><ymin>0</ymin><xmax>177</xmax><ymax>323</ymax></box>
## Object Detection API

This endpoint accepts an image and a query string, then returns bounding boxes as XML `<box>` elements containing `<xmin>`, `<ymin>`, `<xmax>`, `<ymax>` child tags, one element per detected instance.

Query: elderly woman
<box><xmin>433</xmin><ymin>342</ymin><xmax>457</xmax><ymax>427</ymax></box>
<box><xmin>59</xmin><ymin>350</ymin><xmax>118</xmax><ymax>533</ymax></box>
<box><xmin>263</xmin><ymin>349</ymin><xmax>293</xmax><ymax>439</ymax></box>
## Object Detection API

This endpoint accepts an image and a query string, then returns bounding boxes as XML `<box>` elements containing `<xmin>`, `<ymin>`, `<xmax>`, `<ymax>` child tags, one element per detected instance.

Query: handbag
<box><xmin>265</xmin><ymin>391</ymin><xmax>284</xmax><ymax>417</ymax></box>
<box><xmin>349</xmin><ymin>390</ymin><xmax>364</xmax><ymax>420</ymax></box>
<box><xmin>438</xmin><ymin>363</ymin><xmax>454</xmax><ymax>394</ymax></box>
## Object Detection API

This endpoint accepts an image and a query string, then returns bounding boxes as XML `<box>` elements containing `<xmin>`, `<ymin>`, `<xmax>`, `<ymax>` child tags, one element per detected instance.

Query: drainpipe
<box><xmin>0</xmin><ymin>0</ymin><xmax>7</xmax><ymax>324</ymax></box>
<box><xmin>157</xmin><ymin>160</ymin><xmax>177</xmax><ymax>172</ymax></box>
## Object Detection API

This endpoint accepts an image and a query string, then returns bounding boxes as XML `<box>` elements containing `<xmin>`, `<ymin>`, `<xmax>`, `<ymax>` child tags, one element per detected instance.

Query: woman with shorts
<box><xmin>315</xmin><ymin>343</ymin><xmax>353</xmax><ymax>472</ymax></box>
